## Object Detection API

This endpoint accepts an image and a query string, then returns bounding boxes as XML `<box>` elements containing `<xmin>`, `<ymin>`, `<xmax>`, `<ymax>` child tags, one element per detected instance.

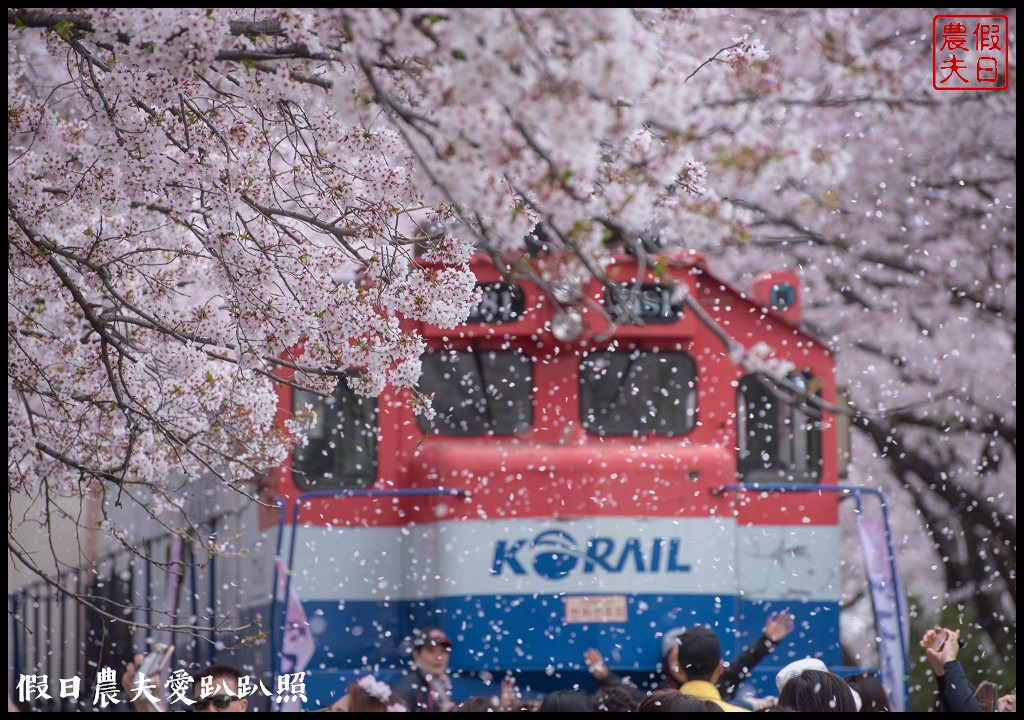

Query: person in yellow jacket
<box><xmin>674</xmin><ymin>625</ymin><xmax>751</xmax><ymax>712</ymax></box>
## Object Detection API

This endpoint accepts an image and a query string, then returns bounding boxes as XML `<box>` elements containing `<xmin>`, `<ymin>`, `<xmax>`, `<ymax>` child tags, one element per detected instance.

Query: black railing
<box><xmin>8</xmin><ymin>511</ymin><xmax>243</xmax><ymax>712</ymax></box>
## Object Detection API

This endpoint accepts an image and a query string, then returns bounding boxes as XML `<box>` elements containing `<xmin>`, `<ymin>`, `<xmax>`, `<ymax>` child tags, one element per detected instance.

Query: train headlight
<box><xmin>551</xmin><ymin>282</ymin><xmax>579</xmax><ymax>304</ymax></box>
<box><xmin>552</xmin><ymin>307</ymin><xmax>584</xmax><ymax>342</ymax></box>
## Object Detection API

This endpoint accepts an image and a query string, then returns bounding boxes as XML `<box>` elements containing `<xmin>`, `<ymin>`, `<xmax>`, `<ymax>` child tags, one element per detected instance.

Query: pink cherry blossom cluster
<box><xmin>10</xmin><ymin>8</ymin><xmax>777</xmax><ymax>504</ymax></box>
<box><xmin>7</xmin><ymin>9</ymin><xmax>1015</xmax><ymax>650</ymax></box>
<box><xmin>356</xmin><ymin>675</ymin><xmax>393</xmax><ymax>703</ymax></box>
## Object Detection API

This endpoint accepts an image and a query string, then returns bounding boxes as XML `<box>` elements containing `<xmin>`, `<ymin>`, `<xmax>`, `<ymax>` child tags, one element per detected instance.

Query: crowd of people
<box><xmin>117</xmin><ymin>615</ymin><xmax>1015</xmax><ymax>712</ymax></box>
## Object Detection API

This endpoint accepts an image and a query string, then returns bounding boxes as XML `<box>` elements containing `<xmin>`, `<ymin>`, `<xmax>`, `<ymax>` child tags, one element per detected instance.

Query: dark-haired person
<box><xmin>392</xmin><ymin>627</ymin><xmax>456</xmax><ymax>712</ymax></box>
<box><xmin>844</xmin><ymin>672</ymin><xmax>891</xmax><ymax>712</ymax></box>
<box><xmin>777</xmin><ymin>669</ymin><xmax>857</xmax><ymax>713</ymax></box>
<box><xmin>451</xmin><ymin>695</ymin><xmax>499</xmax><ymax>712</ymax></box>
<box><xmin>674</xmin><ymin>625</ymin><xmax>751</xmax><ymax>712</ymax></box>
<box><xmin>538</xmin><ymin>688</ymin><xmax>595</xmax><ymax>712</ymax></box>
<box><xmin>593</xmin><ymin>683</ymin><xmax>645</xmax><ymax>712</ymax></box>
<box><xmin>667</xmin><ymin>611</ymin><xmax>795</xmax><ymax>702</ymax></box>
<box><xmin>637</xmin><ymin>688</ymin><xmax>724</xmax><ymax>712</ymax></box>
<box><xmin>586</xmin><ymin>610</ymin><xmax>794</xmax><ymax>701</ymax></box>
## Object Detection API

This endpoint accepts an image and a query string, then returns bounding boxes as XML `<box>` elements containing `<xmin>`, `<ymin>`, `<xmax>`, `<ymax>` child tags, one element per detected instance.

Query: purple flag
<box><xmin>856</xmin><ymin>517</ymin><xmax>909</xmax><ymax>712</ymax></box>
<box><xmin>274</xmin><ymin>557</ymin><xmax>315</xmax><ymax>712</ymax></box>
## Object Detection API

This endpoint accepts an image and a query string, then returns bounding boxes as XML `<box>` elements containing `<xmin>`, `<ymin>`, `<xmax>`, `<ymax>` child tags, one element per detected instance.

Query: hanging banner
<box><xmin>857</xmin><ymin>516</ymin><xmax>909</xmax><ymax>712</ymax></box>
<box><xmin>274</xmin><ymin>556</ymin><xmax>315</xmax><ymax>712</ymax></box>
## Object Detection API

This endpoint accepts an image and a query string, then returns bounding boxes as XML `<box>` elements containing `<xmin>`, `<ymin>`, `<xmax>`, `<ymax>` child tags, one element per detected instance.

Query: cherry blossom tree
<box><xmin>7</xmin><ymin>7</ymin><xmax>740</xmax><ymax>631</ymax></box>
<box><xmin>8</xmin><ymin>7</ymin><xmax>1015</xmax><ymax>657</ymax></box>
<box><xmin>677</xmin><ymin>8</ymin><xmax>1015</xmax><ymax>660</ymax></box>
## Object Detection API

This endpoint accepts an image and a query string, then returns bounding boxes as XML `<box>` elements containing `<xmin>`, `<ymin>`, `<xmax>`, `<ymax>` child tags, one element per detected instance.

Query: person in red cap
<box><xmin>392</xmin><ymin>627</ymin><xmax>456</xmax><ymax>712</ymax></box>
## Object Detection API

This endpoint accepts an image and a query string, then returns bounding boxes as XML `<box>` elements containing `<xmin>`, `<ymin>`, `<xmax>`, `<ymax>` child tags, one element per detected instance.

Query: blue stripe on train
<box><xmin>264</xmin><ymin>593</ymin><xmax>842</xmax><ymax>709</ymax></box>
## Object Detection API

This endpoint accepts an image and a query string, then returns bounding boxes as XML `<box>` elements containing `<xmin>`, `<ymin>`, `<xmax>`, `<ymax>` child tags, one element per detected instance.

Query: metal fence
<box><xmin>8</xmin><ymin>510</ymin><xmax>246</xmax><ymax>712</ymax></box>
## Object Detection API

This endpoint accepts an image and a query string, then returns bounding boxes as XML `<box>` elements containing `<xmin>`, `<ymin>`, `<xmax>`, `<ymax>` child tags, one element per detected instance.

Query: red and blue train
<box><xmin>254</xmin><ymin>248</ymin><xmax>849</xmax><ymax>705</ymax></box>
<box><xmin>9</xmin><ymin>247</ymin><xmax>912</xmax><ymax>713</ymax></box>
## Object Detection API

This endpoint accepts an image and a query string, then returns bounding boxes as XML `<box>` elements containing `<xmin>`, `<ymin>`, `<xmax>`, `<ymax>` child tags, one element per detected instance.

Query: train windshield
<box><xmin>579</xmin><ymin>350</ymin><xmax>698</xmax><ymax>437</ymax></box>
<box><xmin>291</xmin><ymin>383</ymin><xmax>378</xmax><ymax>488</ymax></box>
<box><xmin>737</xmin><ymin>372</ymin><xmax>823</xmax><ymax>483</ymax></box>
<box><xmin>418</xmin><ymin>350</ymin><xmax>533</xmax><ymax>435</ymax></box>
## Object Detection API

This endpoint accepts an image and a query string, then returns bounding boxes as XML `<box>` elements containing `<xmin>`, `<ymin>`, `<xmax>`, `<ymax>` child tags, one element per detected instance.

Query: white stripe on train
<box><xmin>277</xmin><ymin>517</ymin><xmax>839</xmax><ymax>603</ymax></box>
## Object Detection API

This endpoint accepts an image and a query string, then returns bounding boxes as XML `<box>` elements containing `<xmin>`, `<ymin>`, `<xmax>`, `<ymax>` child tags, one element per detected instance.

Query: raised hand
<box><xmin>996</xmin><ymin>693</ymin><xmax>1016</xmax><ymax>713</ymax></box>
<box><xmin>584</xmin><ymin>648</ymin><xmax>609</xmax><ymax>680</ymax></box>
<box><xmin>920</xmin><ymin>626</ymin><xmax>961</xmax><ymax>676</ymax></box>
<box><xmin>764</xmin><ymin>609</ymin><xmax>795</xmax><ymax>643</ymax></box>
<box><xmin>499</xmin><ymin>676</ymin><xmax>521</xmax><ymax>710</ymax></box>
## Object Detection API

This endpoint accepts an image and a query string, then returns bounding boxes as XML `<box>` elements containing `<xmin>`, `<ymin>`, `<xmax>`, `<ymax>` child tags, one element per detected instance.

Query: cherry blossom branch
<box><xmin>9</xmin><ymin>542</ymin><xmax>261</xmax><ymax>641</ymax></box>
<box><xmin>684</xmin><ymin>41</ymin><xmax>744</xmax><ymax>83</ymax></box>
<box><xmin>13</xmin><ymin>217</ymin><xmax>349</xmax><ymax>384</ymax></box>
<box><xmin>855</xmin><ymin>413</ymin><xmax>1016</xmax><ymax>564</ymax></box>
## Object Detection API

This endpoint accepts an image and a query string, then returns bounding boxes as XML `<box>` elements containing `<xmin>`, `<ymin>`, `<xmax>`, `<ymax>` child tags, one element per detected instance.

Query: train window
<box><xmin>417</xmin><ymin>350</ymin><xmax>533</xmax><ymax>435</ymax></box>
<box><xmin>737</xmin><ymin>372</ymin><xmax>823</xmax><ymax>484</ymax></box>
<box><xmin>579</xmin><ymin>350</ymin><xmax>698</xmax><ymax>437</ymax></box>
<box><xmin>291</xmin><ymin>382</ymin><xmax>378</xmax><ymax>489</ymax></box>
